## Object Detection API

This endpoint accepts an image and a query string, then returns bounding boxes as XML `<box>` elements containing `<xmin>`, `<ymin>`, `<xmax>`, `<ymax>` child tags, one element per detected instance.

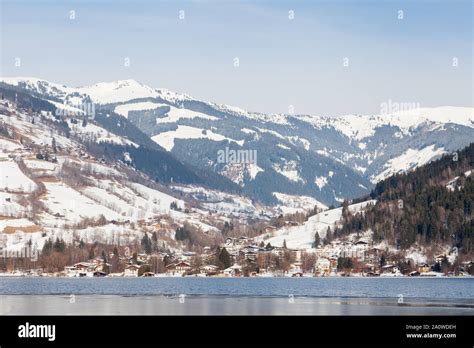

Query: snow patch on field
<box><xmin>152</xmin><ymin>125</ymin><xmax>244</xmax><ymax>151</ymax></box>
<box><xmin>114</xmin><ymin>102</ymin><xmax>163</xmax><ymax>118</ymax></box>
<box><xmin>69</xmin><ymin>121</ymin><xmax>136</xmax><ymax>146</ymax></box>
<box><xmin>0</xmin><ymin>138</ymin><xmax>21</xmax><ymax>152</ymax></box>
<box><xmin>0</xmin><ymin>192</ymin><xmax>25</xmax><ymax>217</ymax></box>
<box><xmin>41</xmin><ymin>182</ymin><xmax>122</xmax><ymax>224</ymax></box>
<box><xmin>0</xmin><ymin>159</ymin><xmax>36</xmax><ymax>193</ymax></box>
<box><xmin>273</xmin><ymin>192</ymin><xmax>327</xmax><ymax>214</ymax></box>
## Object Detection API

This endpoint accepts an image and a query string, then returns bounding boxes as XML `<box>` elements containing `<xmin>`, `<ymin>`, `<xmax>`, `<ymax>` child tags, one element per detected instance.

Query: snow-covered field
<box><xmin>0</xmin><ymin>138</ymin><xmax>21</xmax><ymax>152</ymax></box>
<box><xmin>258</xmin><ymin>200</ymin><xmax>376</xmax><ymax>250</ymax></box>
<box><xmin>0</xmin><ymin>158</ymin><xmax>36</xmax><ymax>193</ymax></box>
<box><xmin>68</xmin><ymin>121</ymin><xmax>136</xmax><ymax>147</ymax></box>
<box><xmin>273</xmin><ymin>192</ymin><xmax>327</xmax><ymax>214</ymax></box>
<box><xmin>41</xmin><ymin>182</ymin><xmax>122</xmax><ymax>224</ymax></box>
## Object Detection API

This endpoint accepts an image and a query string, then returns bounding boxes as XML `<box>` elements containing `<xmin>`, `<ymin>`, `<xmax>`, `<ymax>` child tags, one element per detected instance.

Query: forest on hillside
<box><xmin>333</xmin><ymin>143</ymin><xmax>474</xmax><ymax>254</ymax></box>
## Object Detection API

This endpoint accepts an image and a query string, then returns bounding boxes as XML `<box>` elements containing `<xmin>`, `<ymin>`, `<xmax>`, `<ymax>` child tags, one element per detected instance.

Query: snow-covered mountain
<box><xmin>0</xmin><ymin>98</ymin><xmax>299</xmax><ymax>255</ymax></box>
<box><xmin>1</xmin><ymin>77</ymin><xmax>473</xmax><ymax>206</ymax></box>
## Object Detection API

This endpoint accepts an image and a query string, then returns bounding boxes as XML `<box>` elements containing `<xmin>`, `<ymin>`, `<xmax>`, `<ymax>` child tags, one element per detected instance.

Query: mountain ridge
<box><xmin>1</xmin><ymin>76</ymin><xmax>473</xmax><ymax>206</ymax></box>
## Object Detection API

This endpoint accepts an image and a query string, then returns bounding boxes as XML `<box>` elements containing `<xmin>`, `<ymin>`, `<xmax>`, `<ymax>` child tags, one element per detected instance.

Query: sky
<box><xmin>0</xmin><ymin>0</ymin><xmax>472</xmax><ymax>116</ymax></box>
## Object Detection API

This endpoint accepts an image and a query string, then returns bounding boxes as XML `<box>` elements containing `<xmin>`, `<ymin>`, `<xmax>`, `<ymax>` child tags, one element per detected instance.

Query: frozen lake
<box><xmin>0</xmin><ymin>277</ymin><xmax>473</xmax><ymax>315</ymax></box>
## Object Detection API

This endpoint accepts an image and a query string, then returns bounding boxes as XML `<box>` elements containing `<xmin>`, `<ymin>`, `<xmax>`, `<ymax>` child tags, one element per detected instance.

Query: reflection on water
<box><xmin>1</xmin><ymin>295</ymin><xmax>473</xmax><ymax>315</ymax></box>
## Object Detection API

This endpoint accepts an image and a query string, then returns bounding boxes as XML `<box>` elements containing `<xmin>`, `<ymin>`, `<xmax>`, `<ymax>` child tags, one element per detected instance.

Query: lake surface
<box><xmin>1</xmin><ymin>277</ymin><xmax>473</xmax><ymax>315</ymax></box>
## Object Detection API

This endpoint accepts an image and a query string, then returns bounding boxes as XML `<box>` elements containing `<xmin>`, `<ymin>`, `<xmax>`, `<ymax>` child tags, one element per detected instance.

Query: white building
<box><xmin>315</xmin><ymin>258</ymin><xmax>331</xmax><ymax>276</ymax></box>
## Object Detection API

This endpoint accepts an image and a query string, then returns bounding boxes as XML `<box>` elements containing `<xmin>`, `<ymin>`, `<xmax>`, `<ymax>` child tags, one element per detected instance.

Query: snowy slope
<box><xmin>258</xmin><ymin>200</ymin><xmax>376</xmax><ymax>250</ymax></box>
<box><xmin>371</xmin><ymin>145</ymin><xmax>446</xmax><ymax>183</ymax></box>
<box><xmin>273</xmin><ymin>192</ymin><xmax>327</xmax><ymax>214</ymax></box>
<box><xmin>0</xmin><ymin>156</ymin><xmax>37</xmax><ymax>193</ymax></box>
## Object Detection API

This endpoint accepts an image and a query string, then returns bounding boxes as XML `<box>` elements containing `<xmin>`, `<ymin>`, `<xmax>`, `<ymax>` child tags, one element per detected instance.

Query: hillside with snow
<box><xmin>257</xmin><ymin>200</ymin><xmax>376</xmax><ymax>250</ymax></box>
<box><xmin>0</xmin><ymin>99</ymin><xmax>281</xmax><ymax>256</ymax></box>
<box><xmin>1</xmin><ymin>77</ymin><xmax>473</xmax><ymax>206</ymax></box>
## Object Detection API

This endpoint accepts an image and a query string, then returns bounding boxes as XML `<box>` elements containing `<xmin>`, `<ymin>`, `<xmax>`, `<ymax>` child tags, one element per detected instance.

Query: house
<box><xmin>94</xmin><ymin>262</ymin><xmax>111</xmax><ymax>273</ymax></box>
<box><xmin>236</xmin><ymin>236</ymin><xmax>253</xmax><ymax>246</ymax></box>
<box><xmin>417</xmin><ymin>263</ymin><xmax>431</xmax><ymax>273</ymax></box>
<box><xmin>263</xmin><ymin>226</ymin><xmax>277</xmax><ymax>233</ymax></box>
<box><xmin>124</xmin><ymin>264</ymin><xmax>141</xmax><ymax>277</ymax></box>
<box><xmin>74</xmin><ymin>262</ymin><xmax>93</xmax><ymax>272</ymax></box>
<box><xmin>315</xmin><ymin>258</ymin><xmax>331</xmax><ymax>276</ymax></box>
<box><xmin>362</xmin><ymin>263</ymin><xmax>376</xmax><ymax>273</ymax></box>
<box><xmin>353</xmin><ymin>240</ymin><xmax>369</xmax><ymax>257</ymax></box>
<box><xmin>199</xmin><ymin>265</ymin><xmax>219</xmax><ymax>275</ymax></box>
<box><xmin>64</xmin><ymin>266</ymin><xmax>78</xmax><ymax>277</ymax></box>
<box><xmin>271</xmin><ymin>247</ymin><xmax>286</xmax><ymax>257</ymax></box>
<box><xmin>289</xmin><ymin>262</ymin><xmax>304</xmax><ymax>277</ymax></box>
<box><xmin>166</xmin><ymin>261</ymin><xmax>191</xmax><ymax>274</ymax></box>
<box><xmin>381</xmin><ymin>264</ymin><xmax>399</xmax><ymax>274</ymax></box>
<box><xmin>223</xmin><ymin>264</ymin><xmax>242</xmax><ymax>277</ymax></box>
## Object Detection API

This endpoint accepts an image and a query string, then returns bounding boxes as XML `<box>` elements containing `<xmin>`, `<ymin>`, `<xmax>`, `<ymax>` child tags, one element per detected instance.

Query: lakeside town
<box><xmin>1</xmin><ymin>233</ymin><xmax>473</xmax><ymax>278</ymax></box>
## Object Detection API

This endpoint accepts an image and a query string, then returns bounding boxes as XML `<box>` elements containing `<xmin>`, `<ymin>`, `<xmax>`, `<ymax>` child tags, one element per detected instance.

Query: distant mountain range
<box><xmin>1</xmin><ymin>77</ymin><xmax>473</xmax><ymax>206</ymax></box>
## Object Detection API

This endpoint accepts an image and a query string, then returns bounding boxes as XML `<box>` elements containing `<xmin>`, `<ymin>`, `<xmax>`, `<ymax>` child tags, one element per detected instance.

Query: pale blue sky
<box><xmin>1</xmin><ymin>0</ymin><xmax>472</xmax><ymax>115</ymax></box>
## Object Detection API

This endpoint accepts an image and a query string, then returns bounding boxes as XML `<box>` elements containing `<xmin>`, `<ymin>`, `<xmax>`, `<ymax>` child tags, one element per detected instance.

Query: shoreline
<box><xmin>1</xmin><ymin>273</ymin><xmax>471</xmax><ymax>279</ymax></box>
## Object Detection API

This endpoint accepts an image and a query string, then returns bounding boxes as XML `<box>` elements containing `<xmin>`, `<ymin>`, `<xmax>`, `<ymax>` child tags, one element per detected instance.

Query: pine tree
<box><xmin>218</xmin><ymin>247</ymin><xmax>232</xmax><ymax>269</ymax></box>
<box><xmin>313</xmin><ymin>232</ymin><xmax>321</xmax><ymax>248</ymax></box>
<box><xmin>141</xmin><ymin>233</ymin><xmax>152</xmax><ymax>254</ymax></box>
<box><xmin>53</xmin><ymin>237</ymin><xmax>65</xmax><ymax>253</ymax></box>
<box><xmin>151</xmin><ymin>232</ymin><xmax>158</xmax><ymax>252</ymax></box>
<box><xmin>52</xmin><ymin>137</ymin><xmax>57</xmax><ymax>153</ymax></box>
<box><xmin>88</xmin><ymin>247</ymin><xmax>95</xmax><ymax>260</ymax></box>
<box><xmin>283</xmin><ymin>239</ymin><xmax>287</xmax><ymax>249</ymax></box>
<box><xmin>42</xmin><ymin>238</ymin><xmax>53</xmax><ymax>256</ymax></box>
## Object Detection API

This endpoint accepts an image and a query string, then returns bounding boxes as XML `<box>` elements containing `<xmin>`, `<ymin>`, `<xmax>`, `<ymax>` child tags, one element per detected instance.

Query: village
<box><xmin>2</xmin><ymin>233</ymin><xmax>473</xmax><ymax>278</ymax></box>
